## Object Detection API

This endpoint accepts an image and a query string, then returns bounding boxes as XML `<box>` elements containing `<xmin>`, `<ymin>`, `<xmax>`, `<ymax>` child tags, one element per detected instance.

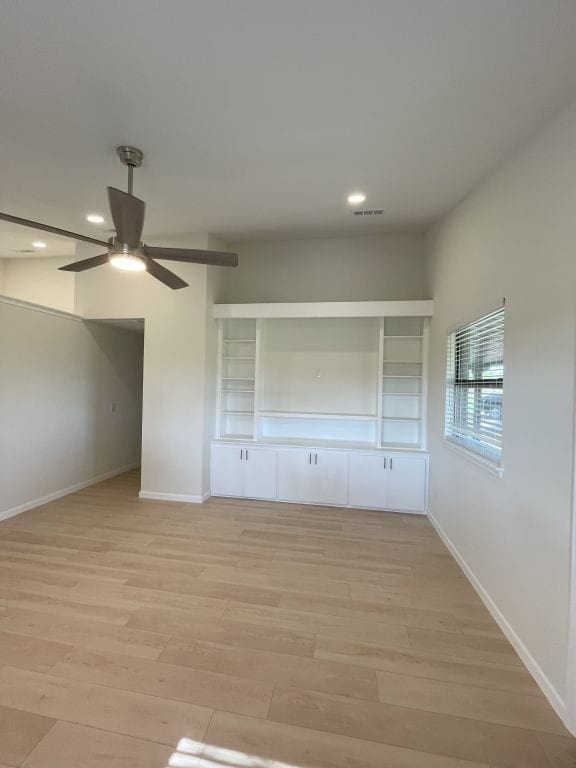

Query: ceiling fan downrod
<box><xmin>116</xmin><ymin>146</ymin><xmax>144</xmax><ymax>196</ymax></box>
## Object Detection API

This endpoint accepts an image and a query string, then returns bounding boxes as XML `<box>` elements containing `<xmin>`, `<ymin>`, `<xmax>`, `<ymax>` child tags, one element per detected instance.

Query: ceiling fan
<box><xmin>0</xmin><ymin>146</ymin><xmax>238</xmax><ymax>289</ymax></box>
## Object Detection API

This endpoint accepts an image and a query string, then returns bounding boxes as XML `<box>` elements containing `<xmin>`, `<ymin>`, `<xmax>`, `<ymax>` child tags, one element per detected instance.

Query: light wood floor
<box><xmin>0</xmin><ymin>470</ymin><xmax>573</xmax><ymax>768</ymax></box>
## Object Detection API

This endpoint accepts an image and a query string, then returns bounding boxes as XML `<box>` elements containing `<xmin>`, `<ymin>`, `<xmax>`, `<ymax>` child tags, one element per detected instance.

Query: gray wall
<box><xmin>220</xmin><ymin>234</ymin><xmax>427</xmax><ymax>303</ymax></box>
<box><xmin>0</xmin><ymin>301</ymin><xmax>144</xmax><ymax>517</ymax></box>
<box><xmin>426</xmin><ymin>99</ymin><xmax>576</xmax><ymax>708</ymax></box>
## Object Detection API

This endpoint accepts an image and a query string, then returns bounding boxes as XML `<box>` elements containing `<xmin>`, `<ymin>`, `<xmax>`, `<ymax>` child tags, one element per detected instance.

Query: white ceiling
<box><xmin>1</xmin><ymin>0</ymin><xmax>576</xmax><ymax>257</ymax></box>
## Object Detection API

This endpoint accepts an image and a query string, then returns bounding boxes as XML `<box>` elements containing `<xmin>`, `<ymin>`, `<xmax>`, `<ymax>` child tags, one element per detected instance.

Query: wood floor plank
<box><xmin>376</xmin><ymin>670</ymin><xmax>569</xmax><ymax>735</ymax></box>
<box><xmin>128</xmin><ymin>607</ymin><xmax>316</xmax><ymax>657</ymax></box>
<box><xmin>0</xmin><ymin>607</ymin><xmax>170</xmax><ymax>659</ymax></box>
<box><xmin>22</xmin><ymin>721</ymin><xmax>173</xmax><ymax>768</ymax></box>
<box><xmin>315</xmin><ymin>636</ymin><xmax>539</xmax><ymax>695</ymax></box>
<box><xmin>0</xmin><ymin>630</ymin><xmax>72</xmax><ymax>673</ymax></box>
<box><xmin>268</xmin><ymin>685</ymin><xmax>553</xmax><ymax>768</ymax></box>
<box><xmin>407</xmin><ymin>628</ymin><xmax>523</xmax><ymax>666</ymax></box>
<box><xmin>52</xmin><ymin>647</ymin><xmax>274</xmax><ymax>717</ymax></box>
<box><xmin>204</xmin><ymin>710</ymin><xmax>492</xmax><ymax>768</ymax></box>
<box><xmin>0</xmin><ymin>705</ymin><xmax>55</xmax><ymax>767</ymax></box>
<box><xmin>159</xmin><ymin>636</ymin><xmax>379</xmax><ymax>701</ymax></box>
<box><xmin>0</xmin><ymin>666</ymin><xmax>212</xmax><ymax>746</ymax></box>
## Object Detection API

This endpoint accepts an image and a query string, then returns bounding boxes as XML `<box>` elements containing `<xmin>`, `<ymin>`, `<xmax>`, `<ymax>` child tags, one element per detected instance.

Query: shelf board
<box><xmin>382</xmin><ymin>392</ymin><xmax>422</xmax><ymax>396</ymax></box>
<box><xmin>382</xmin><ymin>375</ymin><xmax>422</xmax><ymax>379</ymax></box>
<box><xmin>223</xmin><ymin>356</ymin><xmax>256</xmax><ymax>360</ymax></box>
<box><xmin>221</xmin><ymin>377</ymin><xmax>256</xmax><ymax>381</ymax></box>
<box><xmin>384</xmin><ymin>335</ymin><xmax>423</xmax><ymax>340</ymax></box>
<box><xmin>383</xmin><ymin>360</ymin><xmax>423</xmax><ymax>364</ymax></box>
<box><xmin>258</xmin><ymin>437</ymin><xmax>379</xmax><ymax>450</ymax></box>
<box><xmin>258</xmin><ymin>411</ymin><xmax>377</xmax><ymax>421</ymax></box>
<box><xmin>382</xmin><ymin>416</ymin><xmax>422</xmax><ymax>422</ymax></box>
<box><xmin>221</xmin><ymin>389</ymin><xmax>255</xmax><ymax>393</ymax></box>
<box><xmin>220</xmin><ymin>434</ymin><xmax>254</xmax><ymax>441</ymax></box>
<box><xmin>223</xmin><ymin>339</ymin><xmax>256</xmax><ymax>343</ymax></box>
<box><xmin>222</xmin><ymin>410</ymin><xmax>254</xmax><ymax>416</ymax></box>
<box><xmin>381</xmin><ymin>441</ymin><xmax>422</xmax><ymax>450</ymax></box>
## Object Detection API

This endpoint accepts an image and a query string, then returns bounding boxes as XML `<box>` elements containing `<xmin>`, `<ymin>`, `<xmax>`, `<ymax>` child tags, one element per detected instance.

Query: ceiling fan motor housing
<box><xmin>116</xmin><ymin>146</ymin><xmax>144</xmax><ymax>168</ymax></box>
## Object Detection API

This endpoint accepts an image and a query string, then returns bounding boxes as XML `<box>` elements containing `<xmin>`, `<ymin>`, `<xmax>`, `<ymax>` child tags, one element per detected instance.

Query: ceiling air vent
<box><xmin>15</xmin><ymin>249</ymin><xmax>35</xmax><ymax>253</ymax></box>
<box><xmin>353</xmin><ymin>209</ymin><xmax>385</xmax><ymax>216</ymax></box>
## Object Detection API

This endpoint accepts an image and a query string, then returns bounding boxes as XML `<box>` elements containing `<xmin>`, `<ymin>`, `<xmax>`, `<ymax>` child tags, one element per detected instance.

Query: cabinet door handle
<box><xmin>309</xmin><ymin>453</ymin><xmax>312</xmax><ymax>464</ymax></box>
<box><xmin>383</xmin><ymin>457</ymin><xmax>387</xmax><ymax>469</ymax></box>
<box><xmin>245</xmin><ymin>449</ymin><xmax>248</xmax><ymax>461</ymax></box>
<box><xmin>315</xmin><ymin>453</ymin><xmax>318</xmax><ymax>465</ymax></box>
<box><xmin>390</xmin><ymin>458</ymin><xmax>393</xmax><ymax>470</ymax></box>
<box><xmin>240</xmin><ymin>449</ymin><xmax>243</xmax><ymax>460</ymax></box>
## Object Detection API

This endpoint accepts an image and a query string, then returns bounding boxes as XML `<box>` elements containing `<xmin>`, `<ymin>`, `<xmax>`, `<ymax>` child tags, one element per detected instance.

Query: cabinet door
<box><xmin>349</xmin><ymin>454</ymin><xmax>388</xmax><ymax>509</ymax></box>
<box><xmin>243</xmin><ymin>447</ymin><xmax>278</xmax><ymax>500</ymax></box>
<box><xmin>309</xmin><ymin>451</ymin><xmax>348</xmax><ymax>506</ymax></box>
<box><xmin>211</xmin><ymin>444</ymin><xmax>245</xmax><ymax>497</ymax></box>
<box><xmin>386</xmin><ymin>456</ymin><xmax>427</xmax><ymax>512</ymax></box>
<box><xmin>277</xmin><ymin>450</ymin><xmax>315</xmax><ymax>502</ymax></box>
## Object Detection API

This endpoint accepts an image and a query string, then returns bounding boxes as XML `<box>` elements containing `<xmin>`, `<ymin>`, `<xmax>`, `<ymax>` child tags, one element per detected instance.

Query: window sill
<box><xmin>443</xmin><ymin>438</ymin><xmax>503</xmax><ymax>478</ymax></box>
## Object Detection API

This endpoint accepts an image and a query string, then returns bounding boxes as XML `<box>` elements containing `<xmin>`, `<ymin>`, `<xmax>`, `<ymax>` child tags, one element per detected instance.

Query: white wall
<box><xmin>0</xmin><ymin>256</ymin><xmax>75</xmax><ymax>312</ymax></box>
<box><xmin>426</xmin><ymin>100</ymin><xmax>576</xmax><ymax>716</ymax></box>
<box><xmin>221</xmin><ymin>234</ymin><xmax>426</xmax><ymax>303</ymax></box>
<box><xmin>74</xmin><ymin>236</ymin><xmax>222</xmax><ymax>501</ymax></box>
<box><xmin>0</xmin><ymin>300</ymin><xmax>143</xmax><ymax>518</ymax></box>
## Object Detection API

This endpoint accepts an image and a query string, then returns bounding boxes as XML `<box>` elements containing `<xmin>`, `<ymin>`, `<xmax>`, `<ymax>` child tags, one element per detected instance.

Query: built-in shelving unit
<box><xmin>379</xmin><ymin>316</ymin><xmax>427</xmax><ymax>450</ymax></box>
<box><xmin>216</xmin><ymin>319</ymin><xmax>257</xmax><ymax>440</ymax></box>
<box><xmin>214</xmin><ymin>304</ymin><xmax>430</xmax><ymax>451</ymax></box>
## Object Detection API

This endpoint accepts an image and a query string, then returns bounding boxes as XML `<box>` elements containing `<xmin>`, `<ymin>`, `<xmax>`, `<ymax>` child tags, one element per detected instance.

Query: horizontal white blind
<box><xmin>445</xmin><ymin>307</ymin><xmax>504</xmax><ymax>466</ymax></box>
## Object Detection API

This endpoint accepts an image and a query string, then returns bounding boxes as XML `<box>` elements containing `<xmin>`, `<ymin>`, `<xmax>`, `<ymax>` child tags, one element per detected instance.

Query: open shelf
<box><xmin>258</xmin><ymin>411</ymin><xmax>377</xmax><ymax>421</ymax></box>
<box><xmin>216</xmin><ymin>314</ymin><xmax>427</xmax><ymax>451</ymax></box>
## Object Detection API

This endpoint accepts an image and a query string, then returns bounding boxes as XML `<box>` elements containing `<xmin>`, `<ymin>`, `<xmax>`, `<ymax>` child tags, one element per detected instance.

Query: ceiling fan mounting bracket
<box><xmin>116</xmin><ymin>146</ymin><xmax>144</xmax><ymax>168</ymax></box>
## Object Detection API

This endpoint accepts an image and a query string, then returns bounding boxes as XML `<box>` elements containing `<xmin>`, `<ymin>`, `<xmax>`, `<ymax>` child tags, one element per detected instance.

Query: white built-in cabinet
<box><xmin>211</xmin><ymin>444</ymin><xmax>277</xmax><ymax>500</ymax></box>
<box><xmin>211</xmin><ymin>301</ymin><xmax>432</xmax><ymax>514</ymax></box>
<box><xmin>348</xmin><ymin>453</ymin><xmax>427</xmax><ymax>512</ymax></box>
<box><xmin>210</xmin><ymin>442</ymin><xmax>428</xmax><ymax>513</ymax></box>
<box><xmin>277</xmin><ymin>449</ymin><xmax>349</xmax><ymax>506</ymax></box>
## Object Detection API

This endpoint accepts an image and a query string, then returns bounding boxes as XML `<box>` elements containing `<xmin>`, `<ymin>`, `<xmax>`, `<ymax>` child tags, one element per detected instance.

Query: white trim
<box><xmin>139</xmin><ymin>490</ymin><xmax>210</xmax><ymax>503</ymax></box>
<box><xmin>442</xmin><ymin>438</ymin><xmax>504</xmax><ymax>478</ymax></box>
<box><xmin>213</xmin><ymin>300</ymin><xmax>434</xmax><ymax>320</ymax></box>
<box><xmin>567</xmin><ymin>315</ymin><xmax>576</xmax><ymax>735</ymax></box>
<box><xmin>0</xmin><ymin>463</ymin><xmax>140</xmax><ymax>522</ymax></box>
<box><xmin>0</xmin><ymin>293</ymin><xmax>83</xmax><ymax>322</ymax></box>
<box><xmin>429</xmin><ymin>511</ymin><xmax>570</xmax><ymax>731</ymax></box>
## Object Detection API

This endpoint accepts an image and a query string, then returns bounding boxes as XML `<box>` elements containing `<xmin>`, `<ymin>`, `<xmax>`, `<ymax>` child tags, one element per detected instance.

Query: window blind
<box><xmin>445</xmin><ymin>307</ymin><xmax>504</xmax><ymax>466</ymax></box>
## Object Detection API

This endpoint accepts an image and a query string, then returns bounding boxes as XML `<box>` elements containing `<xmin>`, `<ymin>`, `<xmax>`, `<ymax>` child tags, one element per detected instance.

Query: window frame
<box><xmin>444</xmin><ymin>306</ymin><xmax>504</xmax><ymax>475</ymax></box>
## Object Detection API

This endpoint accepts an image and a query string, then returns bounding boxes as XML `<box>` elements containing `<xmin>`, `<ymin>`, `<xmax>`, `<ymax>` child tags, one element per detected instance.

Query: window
<box><xmin>445</xmin><ymin>307</ymin><xmax>504</xmax><ymax>467</ymax></box>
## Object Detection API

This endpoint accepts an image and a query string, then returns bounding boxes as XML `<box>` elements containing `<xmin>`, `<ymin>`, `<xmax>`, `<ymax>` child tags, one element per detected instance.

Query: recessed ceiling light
<box><xmin>347</xmin><ymin>192</ymin><xmax>366</xmax><ymax>205</ymax></box>
<box><xmin>32</xmin><ymin>241</ymin><xmax>47</xmax><ymax>248</ymax></box>
<box><xmin>86</xmin><ymin>213</ymin><xmax>105</xmax><ymax>224</ymax></box>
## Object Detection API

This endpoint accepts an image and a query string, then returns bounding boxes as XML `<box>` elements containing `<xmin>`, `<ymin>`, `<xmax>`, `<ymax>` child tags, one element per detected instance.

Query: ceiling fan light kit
<box><xmin>0</xmin><ymin>146</ymin><xmax>238</xmax><ymax>289</ymax></box>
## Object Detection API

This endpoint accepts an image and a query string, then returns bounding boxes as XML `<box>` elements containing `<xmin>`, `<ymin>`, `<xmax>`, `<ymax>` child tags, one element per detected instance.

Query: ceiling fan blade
<box><xmin>141</xmin><ymin>255</ymin><xmax>188</xmax><ymax>289</ymax></box>
<box><xmin>108</xmin><ymin>187</ymin><xmax>145</xmax><ymax>248</ymax></box>
<box><xmin>0</xmin><ymin>211</ymin><xmax>109</xmax><ymax>247</ymax></box>
<box><xmin>143</xmin><ymin>245</ymin><xmax>238</xmax><ymax>267</ymax></box>
<box><xmin>58</xmin><ymin>253</ymin><xmax>110</xmax><ymax>272</ymax></box>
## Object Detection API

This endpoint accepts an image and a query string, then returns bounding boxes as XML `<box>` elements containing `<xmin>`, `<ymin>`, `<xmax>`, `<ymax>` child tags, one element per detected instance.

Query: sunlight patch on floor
<box><xmin>168</xmin><ymin>737</ymin><xmax>299</xmax><ymax>768</ymax></box>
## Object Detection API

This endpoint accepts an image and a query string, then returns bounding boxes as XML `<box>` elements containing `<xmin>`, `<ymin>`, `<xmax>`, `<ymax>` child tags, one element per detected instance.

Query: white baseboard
<box><xmin>139</xmin><ymin>490</ymin><xmax>210</xmax><ymax>504</ymax></box>
<box><xmin>0</xmin><ymin>463</ymin><xmax>140</xmax><ymax>523</ymax></box>
<box><xmin>429</xmin><ymin>511</ymin><xmax>570</xmax><ymax>732</ymax></box>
